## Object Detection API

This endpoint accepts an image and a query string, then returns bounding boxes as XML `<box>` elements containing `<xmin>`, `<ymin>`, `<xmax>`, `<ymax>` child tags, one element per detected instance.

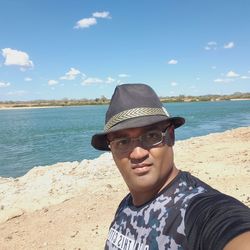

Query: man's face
<box><xmin>107</xmin><ymin>123</ymin><xmax>176</xmax><ymax>195</ymax></box>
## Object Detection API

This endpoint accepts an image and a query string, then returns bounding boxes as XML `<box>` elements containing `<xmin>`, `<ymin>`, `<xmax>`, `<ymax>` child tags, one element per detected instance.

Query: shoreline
<box><xmin>230</xmin><ymin>98</ymin><xmax>250</xmax><ymax>101</ymax></box>
<box><xmin>0</xmin><ymin>126</ymin><xmax>249</xmax><ymax>249</ymax></box>
<box><xmin>1</xmin><ymin>98</ymin><xmax>250</xmax><ymax>111</ymax></box>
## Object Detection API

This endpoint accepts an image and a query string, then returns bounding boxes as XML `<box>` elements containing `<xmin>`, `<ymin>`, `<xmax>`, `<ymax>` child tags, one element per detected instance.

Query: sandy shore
<box><xmin>0</xmin><ymin>127</ymin><xmax>249</xmax><ymax>249</ymax></box>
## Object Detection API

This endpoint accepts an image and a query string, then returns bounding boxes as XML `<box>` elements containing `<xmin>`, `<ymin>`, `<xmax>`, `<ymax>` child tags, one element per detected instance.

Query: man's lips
<box><xmin>131</xmin><ymin>163</ymin><xmax>152</xmax><ymax>174</ymax></box>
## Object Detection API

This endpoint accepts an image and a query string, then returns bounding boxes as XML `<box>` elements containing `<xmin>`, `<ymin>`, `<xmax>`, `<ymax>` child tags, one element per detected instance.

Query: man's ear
<box><xmin>165</xmin><ymin>125</ymin><xmax>175</xmax><ymax>146</ymax></box>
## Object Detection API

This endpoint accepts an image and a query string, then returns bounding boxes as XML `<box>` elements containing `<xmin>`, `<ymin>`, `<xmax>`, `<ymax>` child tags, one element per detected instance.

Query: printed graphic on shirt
<box><xmin>107</xmin><ymin>228</ymin><xmax>149</xmax><ymax>250</ymax></box>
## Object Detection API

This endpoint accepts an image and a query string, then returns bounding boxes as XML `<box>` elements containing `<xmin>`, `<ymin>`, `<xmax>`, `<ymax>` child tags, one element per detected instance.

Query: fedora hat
<box><xmin>91</xmin><ymin>83</ymin><xmax>185</xmax><ymax>151</ymax></box>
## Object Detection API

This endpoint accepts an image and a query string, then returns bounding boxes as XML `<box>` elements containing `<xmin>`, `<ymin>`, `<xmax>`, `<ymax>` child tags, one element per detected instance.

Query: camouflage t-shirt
<box><xmin>105</xmin><ymin>171</ymin><xmax>250</xmax><ymax>250</ymax></box>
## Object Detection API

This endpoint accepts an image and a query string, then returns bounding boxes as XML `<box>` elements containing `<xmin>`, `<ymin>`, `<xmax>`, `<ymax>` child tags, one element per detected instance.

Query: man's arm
<box><xmin>185</xmin><ymin>192</ymin><xmax>250</xmax><ymax>250</ymax></box>
<box><xmin>223</xmin><ymin>231</ymin><xmax>250</xmax><ymax>250</ymax></box>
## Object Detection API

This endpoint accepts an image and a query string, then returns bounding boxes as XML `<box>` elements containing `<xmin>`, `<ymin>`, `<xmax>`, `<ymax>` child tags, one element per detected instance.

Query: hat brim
<box><xmin>91</xmin><ymin>115</ymin><xmax>185</xmax><ymax>151</ymax></box>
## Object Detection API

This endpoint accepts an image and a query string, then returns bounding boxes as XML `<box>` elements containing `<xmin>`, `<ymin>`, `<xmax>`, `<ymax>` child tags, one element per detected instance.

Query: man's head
<box><xmin>91</xmin><ymin>83</ymin><xmax>184</xmax><ymax>151</ymax></box>
<box><xmin>91</xmin><ymin>84</ymin><xmax>185</xmax><ymax>203</ymax></box>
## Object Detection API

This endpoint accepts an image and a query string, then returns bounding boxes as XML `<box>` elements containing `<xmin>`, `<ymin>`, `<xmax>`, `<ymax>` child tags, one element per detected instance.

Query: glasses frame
<box><xmin>108</xmin><ymin>128</ymin><xmax>169</xmax><ymax>153</ymax></box>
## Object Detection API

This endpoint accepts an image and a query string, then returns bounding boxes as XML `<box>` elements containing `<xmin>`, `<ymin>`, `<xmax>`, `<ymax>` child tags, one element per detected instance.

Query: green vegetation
<box><xmin>1</xmin><ymin>92</ymin><xmax>250</xmax><ymax>108</ymax></box>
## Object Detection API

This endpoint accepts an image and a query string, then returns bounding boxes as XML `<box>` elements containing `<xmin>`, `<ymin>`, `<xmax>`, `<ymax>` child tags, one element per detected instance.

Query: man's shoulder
<box><xmin>177</xmin><ymin>171</ymin><xmax>216</xmax><ymax>190</ymax></box>
<box><xmin>184</xmin><ymin>189</ymin><xmax>250</xmax><ymax>250</ymax></box>
<box><xmin>161</xmin><ymin>171</ymin><xmax>218</xmax><ymax>203</ymax></box>
<box><xmin>186</xmin><ymin>189</ymin><xmax>250</xmax><ymax>218</ymax></box>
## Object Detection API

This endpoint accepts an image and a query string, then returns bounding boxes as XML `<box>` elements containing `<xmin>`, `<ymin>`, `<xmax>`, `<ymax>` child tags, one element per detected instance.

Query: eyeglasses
<box><xmin>108</xmin><ymin>129</ymin><xmax>167</xmax><ymax>153</ymax></box>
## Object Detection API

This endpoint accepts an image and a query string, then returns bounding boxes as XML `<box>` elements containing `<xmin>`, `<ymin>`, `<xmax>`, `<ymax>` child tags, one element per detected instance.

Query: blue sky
<box><xmin>0</xmin><ymin>0</ymin><xmax>250</xmax><ymax>101</ymax></box>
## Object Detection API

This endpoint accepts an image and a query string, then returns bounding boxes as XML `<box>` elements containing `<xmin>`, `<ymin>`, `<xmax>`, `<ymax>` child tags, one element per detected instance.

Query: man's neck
<box><xmin>131</xmin><ymin>165</ymin><xmax>179</xmax><ymax>207</ymax></box>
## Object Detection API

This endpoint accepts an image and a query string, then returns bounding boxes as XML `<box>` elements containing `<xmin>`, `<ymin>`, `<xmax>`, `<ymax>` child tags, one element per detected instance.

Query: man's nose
<box><xmin>129</xmin><ymin>142</ymin><xmax>149</xmax><ymax>160</ymax></box>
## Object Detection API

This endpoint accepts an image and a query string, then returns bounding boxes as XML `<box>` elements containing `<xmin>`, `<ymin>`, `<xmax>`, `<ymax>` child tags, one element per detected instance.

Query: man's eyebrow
<box><xmin>107</xmin><ymin>132</ymin><xmax>128</xmax><ymax>140</ymax></box>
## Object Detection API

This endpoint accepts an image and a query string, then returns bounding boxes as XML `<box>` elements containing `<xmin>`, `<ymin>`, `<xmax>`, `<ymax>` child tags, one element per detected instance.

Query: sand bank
<box><xmin>0</xmin><ymin>126</ymin><xmax>249</xmax><ymax>249</ymax></box>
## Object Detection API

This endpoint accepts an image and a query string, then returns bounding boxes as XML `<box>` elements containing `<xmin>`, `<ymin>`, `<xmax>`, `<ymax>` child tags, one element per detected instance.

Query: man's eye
<box><xmin>144</xmin><ymin>131</ymin><xmax>162</xmax><ymax>143</ymax></box>
<box><xmin>146</xmin><ymin>131</ymin><xmax>160</xmax><ymax>139</ymax></box>
<box><xmin>116</xmin><ymin>138</ymin><xmax>130</xmax><ymax>146</ymax></box>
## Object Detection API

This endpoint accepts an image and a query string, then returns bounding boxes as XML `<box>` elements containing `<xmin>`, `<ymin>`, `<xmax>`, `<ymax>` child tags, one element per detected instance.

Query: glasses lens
<box><xmin>110</xmin><ymin>130</ymin><xmax>164</xmax><ymax>153</ymax></box>
<box><xmin>111</xmin><ymin>137</ymin><xmax>131</xmax><ymax>152</ymax></box>
<box><xmin>142</xmin><ymin>130</ymin><xmax>163</xmax><ymax>147</ymax></box>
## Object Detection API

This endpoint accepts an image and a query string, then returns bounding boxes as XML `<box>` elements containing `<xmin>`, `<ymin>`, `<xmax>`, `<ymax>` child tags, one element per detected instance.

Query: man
<box><xmin>91</xmin><ymin>83</ymin><xmax>250</xmax><ymax>250</ymax></box>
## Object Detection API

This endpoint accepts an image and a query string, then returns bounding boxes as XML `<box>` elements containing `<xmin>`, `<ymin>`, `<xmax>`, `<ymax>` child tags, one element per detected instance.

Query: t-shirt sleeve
<box><xmin>184</xmin><ymin>192</ymin><xmax>250</xmax><ymax>250</ymax></box>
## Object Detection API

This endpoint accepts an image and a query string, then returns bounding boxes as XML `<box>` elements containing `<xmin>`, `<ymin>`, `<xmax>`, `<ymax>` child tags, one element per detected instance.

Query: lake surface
<box><xmin>0</xmin><ymin>100</ymin><xmax>250</xmax><ymax>178</ymax></box>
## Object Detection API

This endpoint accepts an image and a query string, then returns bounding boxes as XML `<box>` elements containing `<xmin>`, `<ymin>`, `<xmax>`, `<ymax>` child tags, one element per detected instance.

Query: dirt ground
<box><xmin>0</xmin><ymin>127</ymin><xmax>249</xmax><ymax>250</ymax></box>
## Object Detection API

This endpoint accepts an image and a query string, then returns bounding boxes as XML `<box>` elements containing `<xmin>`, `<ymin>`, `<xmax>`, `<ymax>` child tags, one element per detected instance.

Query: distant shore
<box><xmin>1</xmin><ymin>97</ymin><xmax>250</xmax><ymax>111</ymax></box>
<box><xmin>1</xmin><ymin>98</ymin><xmax>250</xmax><ymax>111</ymax></box>
<box><xmin>1</xmin><ymin>92</ymin><xmax>250</xmax><ymax>110</ymax></box>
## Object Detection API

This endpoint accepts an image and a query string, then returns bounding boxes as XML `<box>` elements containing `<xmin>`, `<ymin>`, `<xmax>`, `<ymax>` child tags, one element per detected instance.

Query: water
<box><xmin>0</xmin><ymin>101</ymin><xmax>249</xmax><ymax>178</ymax></box>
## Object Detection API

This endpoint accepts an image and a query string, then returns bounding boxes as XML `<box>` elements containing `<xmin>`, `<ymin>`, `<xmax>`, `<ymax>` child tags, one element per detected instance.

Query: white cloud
<box><xmin>2</xmin><ymin>48</ymin><xmax>34</xmax><ymax>69</ymax></box>
<box><xmin>118</xmin><ymin>73</ymin><xmax>130</xmax><ymax>78</ymax></box>
<box><xmin>214</xmin><ymin>78</ymin><xmax>233</xmax><ymax>83</ymax></box>
<box><xmin>226</xmin><ymin>70</ymin><xmax>239</xmax><ymax>77</ymax></box>
<box><xmin>241</xmin><ymin>76</ymin><xmax>250</xmax><ymax>79</ymax></box>
<box><xmin>60</xmin><ymin>67</ymin><xmax>81</xmax><ymax>80</ymax></box>
<box><xmin>205</xmin><ymin>41</ymin><xmax>234</xmax><ymax>51</ymax></box>
<box><xmin>0</xmin><ymin>81</ymin><xmax>11</xmax><ymax>88</ymax></box>
<box><xmin>82</xmin><ymin>77</ymin><xmax>103</xmax><ymax>85</ymax></box>
<box><xmin>224</xmin><ymin>42</ymin><xmax>234</xmax><ymax>49</ymax></box>
<box><xmin>105</xmin><ymin>77</ymin><xmax>115</xmax><ymax>84</ymax></box>
<box><xmin>81</xmin><ymin>76</ymin><xmax>125</xmax><ymax>85</ymax></box>
<box><xmin>116</xmin><ymin>80</ymin><xmax>125</xmax><ymax>85</ymax></box>
<box><xmin>205</xmin><ymin>41</ymin><xmax>217</xmax><ymax>50</ymax></box>
<box><xmin>207</xmin><ymin>41</ymin><xmax>217</xmax><ymax>46</ymax></box>
<box><xmin>74</xmin><ymin>11</ymin><xmax>111</xmax><ymax>29</ymax></box>
<box><xmin>74</xmin><ymin>17</ymin><xmax>97</xmax><ymax>29</ymax></box>
<box><xmin>48</xmin><ymin>80</ymin><xmax>58</xmax><ymax>85</ymax></box>
<box><xmin>24</xmin><ymin>77</ymin><xmax>32</xmax><ymax>81</ymax></box>
<box><xmin>214</xmin><ymin>78</ymin><xmax>224</xmax><ymax>83</ymax></box>
<box><xmin>92</xmin><ymin>11</ymin><xmax>111</xmax><ymax>19</ymax></box>
<box><xmin>168</xmin><ymin>59</ymin><xmax>178</xmax><ymax>65</ymax></box>
<box><xmin>170</xmin><ymin>81</ymin><xmax>178</xmax><ymax>86</ymax></box>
